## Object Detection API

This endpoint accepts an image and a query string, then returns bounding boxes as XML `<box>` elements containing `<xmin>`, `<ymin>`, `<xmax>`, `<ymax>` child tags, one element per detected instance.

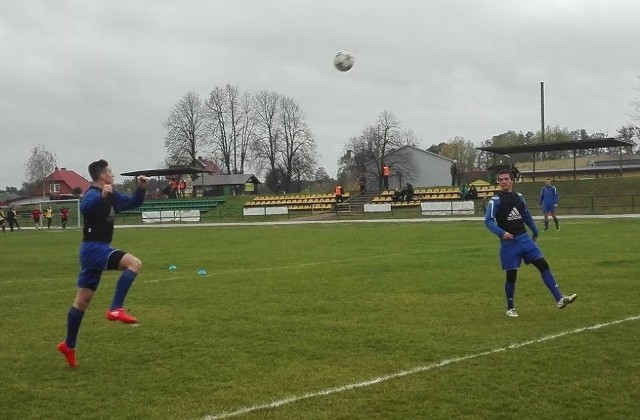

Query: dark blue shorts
<box><xmin>77</xmin><ymin>242</ymin><xmax>125</xmax><ymax>290</ymax></box>
<box><xmin>542</xmin><ymin>203</ymin><xmax>556</xmax><ymax>213</ymax></box>
<box><xmin>499</xmin><ymin>233</ymin><xmax>543</xmax><ymax>271</ymax></box>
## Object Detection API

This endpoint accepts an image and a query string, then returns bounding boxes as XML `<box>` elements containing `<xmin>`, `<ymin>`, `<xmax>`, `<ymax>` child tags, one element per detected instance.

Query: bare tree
<box><xmin>205</xmin><ymin>86</ymin><xmax>233</xmax><ymax>174</ymax></box>
<box><xmin>237</xmin><ymin>91</ymin><xmax>257</xmax><ymax>174</ymax></box>
<box><xmin>164</xmin><ymin>91</ymin><xmax>208</xmax><ymax>168</ymax></box>
<box><xmin>631</xmin><ymin>75</ymin><xmax>640</xmax><ymax>124</ymax></box>
<box><xmin>338</xmin><ymin>110</ymin><xmax>409</xmax><ymax>189</ymax></box>
<box><xmin>24</xmin><ymin>144</ymin><xmax>57</xmax><ymax>195</ymax></box>
<box><xmin>252</xmin><ymin>90</ymin><xmax>281</xmax><ymax>177</ymax></box>
<box><xmin>278</xmin><ymin>95</ymin><xmax>317</xmax><ymax>190</ymax></box>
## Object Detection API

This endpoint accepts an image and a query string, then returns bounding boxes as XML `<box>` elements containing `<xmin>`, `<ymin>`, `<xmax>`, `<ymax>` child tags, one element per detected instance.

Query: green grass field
<box><xmin>1</xmin><ymin>218</ymin><xmax>639</xmax><ymax>419</ymax></box>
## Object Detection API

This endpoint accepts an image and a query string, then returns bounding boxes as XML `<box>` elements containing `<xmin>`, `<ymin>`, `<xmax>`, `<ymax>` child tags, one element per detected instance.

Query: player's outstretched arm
<box><xmin>484</xmin><ymin>197</ymin><xmax>504</xmax><ymax>237</ymax></box>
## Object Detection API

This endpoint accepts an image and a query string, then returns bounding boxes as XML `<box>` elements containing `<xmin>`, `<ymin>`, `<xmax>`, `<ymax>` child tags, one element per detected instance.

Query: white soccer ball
<box><xmin>333</xmin><ymin>50</ymin><xmax>355</xmax><ymax>72</ymax></box>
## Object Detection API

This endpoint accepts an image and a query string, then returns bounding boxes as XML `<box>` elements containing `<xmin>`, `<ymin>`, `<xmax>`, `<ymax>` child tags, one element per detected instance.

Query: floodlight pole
<box><xmin>535</xmin><ymin>81</ymin><xmax>546</xmax><ymax>182</ymax></box>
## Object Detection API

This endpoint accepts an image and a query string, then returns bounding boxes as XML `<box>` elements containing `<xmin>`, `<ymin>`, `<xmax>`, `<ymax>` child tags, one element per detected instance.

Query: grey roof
<box><xmin>195</xmin><ymin>174</ymin><xmax>261</xmax><ymax>186</ymax></box>
<box><xmin>364</xmin><ymin>144</ymin><xmax>453</xmax><ymax>166</ymax></box>
<box><xmin>476</xmin><ymin>138</ymin><xmax>634</xmax><ymax>154</ymax></box>
<box><xmin>120</xmin><ymin>166</ymin><xmax>211</xmax><ymax>177</ymax></box>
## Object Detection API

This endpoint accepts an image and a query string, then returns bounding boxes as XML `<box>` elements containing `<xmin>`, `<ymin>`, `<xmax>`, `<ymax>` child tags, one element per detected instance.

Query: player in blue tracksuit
<box><xmin>485</xmin><ymin>170</ymin><xmax>576</xmax><ymax>317</ymax></box>
<box><xmin>58</xmin><ymin>159</ymin><xmax>149</xmax><ymax>367</ymax></box>
<box><xmin>539</xmin><ymin>178</ymin><xmax>559</xmax><ymax>231</ymax></box>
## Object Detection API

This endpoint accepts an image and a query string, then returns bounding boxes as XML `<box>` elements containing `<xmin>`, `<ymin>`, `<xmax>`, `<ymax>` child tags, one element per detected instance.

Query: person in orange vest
<box><xmin>178</xmin><ymin>179</ymin><xmax>187</xmax><ymax>198</ymax></box>
<box><xmin>335</xmin><ymin>184</ymin><xmax>344</xmax><ymax>203</ymax></box>
<box><xmin>169</xmin><ymin>178</ymin><xmax>179</xmax><ymax>198</ymax></box>
<box><xmin>382</xmin><ymin>164</ymin><xmax>391</xmax><ymax>190</ymax></box>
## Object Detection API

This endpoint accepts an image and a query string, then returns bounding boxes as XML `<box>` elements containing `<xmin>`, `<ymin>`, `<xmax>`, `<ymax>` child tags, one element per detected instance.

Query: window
<box><xmin>49</xmin><ymin>183</ymin><xmax>60</xmax><ymax>193</ymax></box>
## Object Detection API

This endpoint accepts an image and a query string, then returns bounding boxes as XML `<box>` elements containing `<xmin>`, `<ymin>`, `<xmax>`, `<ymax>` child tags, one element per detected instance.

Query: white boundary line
<box><xmin>117</xmin><ymin>213</ymin><xmax>640</xmax><ymax>230</ymax></box>
<box><xmin>203</xmin><ymin>314</ymin><xmax>640</xmax><ymax>419</ymax></box>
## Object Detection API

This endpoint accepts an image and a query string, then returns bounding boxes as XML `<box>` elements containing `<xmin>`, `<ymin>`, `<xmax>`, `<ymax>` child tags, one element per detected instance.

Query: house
<box><xmin>195</xmin><ymin>157</ymin><xmax>224</xmax><ymax>175</ymax></box>
<box><xmin>192</xmin><ymin>174</ymin><xmax>261</xmax><ymax>197</ymax></box>
<box><xmin>42</xmin><ymin>167</ymin><xmax>91</xmax><ymax>199</ymax></box>
<box><xmin>363</xmin><ymin>145</ymin><xmax>454</xmax><ymax>191</ymax></box>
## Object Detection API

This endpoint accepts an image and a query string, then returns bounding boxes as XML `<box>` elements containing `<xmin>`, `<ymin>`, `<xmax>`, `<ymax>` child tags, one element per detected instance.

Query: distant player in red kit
<box><xmin>32</xmin><ymin>207</ymin><xmax>42</xmax><ymax>230</ymax></box>
<box><xmin>60</xmin><ymin>207</ymin><xmax>70</xmax><ymax>229</ymax></box>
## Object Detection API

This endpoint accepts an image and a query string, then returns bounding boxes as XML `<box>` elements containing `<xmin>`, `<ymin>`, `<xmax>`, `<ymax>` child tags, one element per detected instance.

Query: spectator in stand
<box><xmin>382</xmin><ymin>164</ymin><xmax>391</xmax><ymax>190</ymax></box>
<box><xmin>468</xmin><ymin>185</ymin><xmax>479</xmax><ymax>200</ymax></box>
<box><xmin>274</xmin><ymin>180</ymin><xmax>284</xmax><ymax>195</ymax></box>
<box><xmin>179</xmin><ymin>179</ymin><xmax>187</xmax><ymax>198</ymax></box>
<box><xmin>170</xmin><ymin>178</ymin><xmax>179</xmax><ymax>198</ymax></box>
<box><xmin>405</xmin><ymin>183</ymin><xmax>414</xmax><ymax>202</ymax></box>
<box><xmin>32</xmin><ymin>207</ymin><xmax>43</xmax><ymax>230</ymax></box>
<box><xmin>359</xmin><ymin>174</ymin><xmax>366</xmax><ymax>193</ymax></box>
<box><xmin>44</xmin><ymin>205</ymin><xmax>55</xmax><ymax>229</ymax></box>
<box><xmin>335</xmin><ymin>184</ymin><xmax>344</xmax><ymax>203</ymax></box>
<box><xmin>450</xmin><ymin>160</ymin><xmax>459</xmax><ymax>186</ymax></box>
<box><xmin>460</xmin><ymin>184</ymin><xmax>469</xmax><ymax>200</ymax></box>
<box><xmin>510</xmin><ymin>163</ymin><xmax>521</xmax><ymax>182</ymax></box>
<box><xmin>60</xmin><ymin>207</ymin><xmax>70</xmax><ymax>229</ymax></box>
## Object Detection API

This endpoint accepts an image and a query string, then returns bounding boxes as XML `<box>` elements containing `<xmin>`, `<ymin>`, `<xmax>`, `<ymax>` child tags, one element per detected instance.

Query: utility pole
<box><xmin>540</xmin><ymin>81</ymin><xmax>545</xmax><ymax>143</ymax></box>
<box><xmin>535</xmin><ymin>81</ymin><xmax>546</xmax><ymax>182</ymax></box>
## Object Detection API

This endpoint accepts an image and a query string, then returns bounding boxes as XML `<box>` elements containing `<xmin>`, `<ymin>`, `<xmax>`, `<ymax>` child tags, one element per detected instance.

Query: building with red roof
<box><xmin>41</xmin><ymin>167</ymin><xmax>91</xmax><ymax>199</ymax></box>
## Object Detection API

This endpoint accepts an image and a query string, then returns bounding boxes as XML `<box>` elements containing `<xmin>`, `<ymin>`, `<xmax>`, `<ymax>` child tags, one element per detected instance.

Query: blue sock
<box><xmin>66</xmin><ymin>306</ymin><xmax>85</xmax><ymax>348</ymax></box>
<box><xmin>541</xmin><ymin>270</ymin><xmax>563</xmax><ymax>301</ymax></box>
<box><xmin>110</xmin><ymin>269</ymin><xmax>137</xmax><ymax>310</ymax></box>
<box><xmin>505</xmin><ymin>282</ymin><xmax>515</xmax><ymax>310</ymax></box>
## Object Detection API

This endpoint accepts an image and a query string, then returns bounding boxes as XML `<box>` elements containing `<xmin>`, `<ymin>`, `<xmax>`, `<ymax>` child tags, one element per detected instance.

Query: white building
<box><xmin>363</xmin><ymin>145</ymin><xmax>454</xmax><ymax>191</ymax></box>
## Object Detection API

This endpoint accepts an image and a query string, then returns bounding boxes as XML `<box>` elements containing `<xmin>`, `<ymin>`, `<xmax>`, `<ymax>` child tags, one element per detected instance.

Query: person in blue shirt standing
<box><xmin>485</xmin><ymin>170</ymin><xmax>576</xmax><ymax>318</ymax></box>
<box><xmin>57</xmin><ymin>159</ymin><xmax>149</xmax><ymax>367</ymax></box>
<box><xmin>539</xmin><ymin>178</ymin><xmax>559</xmax><ymax>231</ymax></box>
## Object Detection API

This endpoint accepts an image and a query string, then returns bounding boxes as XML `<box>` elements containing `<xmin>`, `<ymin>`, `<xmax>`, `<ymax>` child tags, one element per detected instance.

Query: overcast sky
<box><xmin>2</xmin><ymin>0</ymin><xmax>639</xmax><ymax>188</ymax></box>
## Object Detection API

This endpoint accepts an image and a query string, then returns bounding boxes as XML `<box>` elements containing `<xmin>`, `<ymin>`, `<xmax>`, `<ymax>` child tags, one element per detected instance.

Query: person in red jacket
<box><xmin>335</xmin><ymin>185</ymin><xmax>344</xmax><ymax>203</ymax></box>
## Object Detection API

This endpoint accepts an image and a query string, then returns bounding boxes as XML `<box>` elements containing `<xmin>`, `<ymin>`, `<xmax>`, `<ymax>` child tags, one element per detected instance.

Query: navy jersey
<box><xmin>81</xmin><ymin>186</ymin><xmax>145</xmax><ymax>243</ymax></box>
<box><xmin>539</xmin><ymin>185</ymin><xmax>559</xmax><ymax>206</ymax></box>
<box><xmin>485</xmin><ymin>191</ymin><xmax>539</xmax><ymax>238</ymax></box>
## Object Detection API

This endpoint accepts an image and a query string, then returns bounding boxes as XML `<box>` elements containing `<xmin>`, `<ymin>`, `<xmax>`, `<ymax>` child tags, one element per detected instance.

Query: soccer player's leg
<box><xmin>106</xmin><ymin>250</ymin><xmax>141</xmax><ymax>324</ymax></box>
<box><xmin>500</xmin><ymin>243</ymin><xmax>522</xmax><ymax>317</ymax></box>
<box><xmin>542</xmin><ymin>208</ymin><xmax>550</xmax><ymax>231</ymax></box>
<box><xmin>505</xmin><ymin>270</ymin><xmax>518</xmax><ymax>317</ymax></box>
<box><xmin>58</xmin><ymin>269</ymin><xmax>100</xmax><ymax>367</ymax></box>
<box><xmin>529</xmin><ymin>255</ymin><xmax>576</xmax><ymax>308</ymax></box>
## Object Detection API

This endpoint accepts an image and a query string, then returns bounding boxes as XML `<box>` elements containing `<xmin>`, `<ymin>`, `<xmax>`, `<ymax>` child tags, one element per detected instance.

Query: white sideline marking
<box><xmin>203</xmin><ymin>315</ymin><xmax>640</xmax><ymax>419</ymax></box>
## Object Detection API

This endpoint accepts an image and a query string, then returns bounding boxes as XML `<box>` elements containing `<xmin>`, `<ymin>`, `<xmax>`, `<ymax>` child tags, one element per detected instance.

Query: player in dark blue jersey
<box><xmin>539</xmin><ymin>178</ymin><xmax>559</xmax><ymax>231</ymax></box>
<box><xmin>58</xmin><ymin>159</ymin><xmax>149</xmax><ymax>367</ymax></box>
<box><xmin>484</xmin><ymin>170</ymin><xmax>576</xmax><ymax>318</ymax></box>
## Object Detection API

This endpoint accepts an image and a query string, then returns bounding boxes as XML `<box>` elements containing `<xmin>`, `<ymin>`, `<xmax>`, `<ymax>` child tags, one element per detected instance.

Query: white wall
<box><xmin>364</xmin><ymin>146</ymin><xmax>453</xmax><ymax>190</ymax></box>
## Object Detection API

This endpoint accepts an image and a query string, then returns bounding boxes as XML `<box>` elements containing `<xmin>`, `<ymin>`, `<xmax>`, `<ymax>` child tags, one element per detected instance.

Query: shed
<box><xmin>193</xmin><ymin>174</ymin><xmax>261</xmax><ymax>197</ymax></box>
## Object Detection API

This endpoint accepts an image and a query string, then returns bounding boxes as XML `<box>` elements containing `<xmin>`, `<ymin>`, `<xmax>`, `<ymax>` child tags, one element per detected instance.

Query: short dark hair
<box><xmin>497</xmin><ymin>169</ymin><xmax>513</xmax><ymax>180</ymax></box>
<box><xmin>88</xmin><ymin>159</ymin><xmax>109</xmax><ymax>181</ymax></box>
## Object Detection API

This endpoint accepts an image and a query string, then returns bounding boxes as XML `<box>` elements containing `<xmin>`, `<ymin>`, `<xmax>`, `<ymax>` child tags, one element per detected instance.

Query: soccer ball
<box><xmin>333</xmin><ymin>50</ymin><xmax>355</xmax><ymax>72</ymax></box>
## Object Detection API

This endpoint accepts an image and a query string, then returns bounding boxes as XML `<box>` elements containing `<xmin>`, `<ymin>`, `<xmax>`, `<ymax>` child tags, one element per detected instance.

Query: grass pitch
<box><xmin>1</xmin><ymin>218</ymin><xmax>639</xmax><ymax>419</ymax></box>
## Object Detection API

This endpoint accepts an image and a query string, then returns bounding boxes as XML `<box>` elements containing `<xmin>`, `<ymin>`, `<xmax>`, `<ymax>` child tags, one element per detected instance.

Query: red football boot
<box><xmin>106</xmin><ymin>307</ymin><xmax>138</xmax><ymax>324</ymax></box>
<box><xmin>57</xmin><ymin>341</ymin><xmax>77</xmax><ymax>367</ymax></box>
